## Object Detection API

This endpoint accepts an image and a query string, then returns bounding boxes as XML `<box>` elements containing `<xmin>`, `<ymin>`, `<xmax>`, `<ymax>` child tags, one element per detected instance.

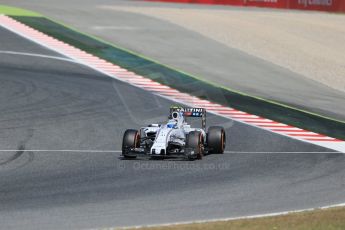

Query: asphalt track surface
<box><xmin>1</xmin><ymin>25</ymin><xmax>345</xmax><ymax>229</ymax></box>
<box><xmin>3</xmin><ymin>0</ymin><xmax>345</xmax><ymax>121</ymax></box>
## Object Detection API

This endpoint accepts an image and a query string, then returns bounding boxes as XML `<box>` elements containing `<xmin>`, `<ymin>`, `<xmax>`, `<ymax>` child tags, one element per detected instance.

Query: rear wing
<box><xmin>170</xmin><ymin>107</ymin><xmax>206</xmax><ymax>130</ymax></box>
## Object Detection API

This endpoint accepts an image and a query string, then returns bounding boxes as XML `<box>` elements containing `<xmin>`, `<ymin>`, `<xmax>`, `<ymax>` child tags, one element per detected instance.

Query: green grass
<box><xmin>138</xmin><ymin>206</ymin><xmax>345</xmax><ymax>230</ymax></box>
<box><xmin>0</xmin><ymin>5</ymin><xmax>40</xmax><ymax>16</ymax></box>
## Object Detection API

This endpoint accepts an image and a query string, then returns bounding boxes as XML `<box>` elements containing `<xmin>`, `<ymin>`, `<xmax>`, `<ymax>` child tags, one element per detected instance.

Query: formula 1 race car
<box><xmin>121</xmin><ymin>106</ymin><xmax>226</xmax><ymax>160</ymax></box>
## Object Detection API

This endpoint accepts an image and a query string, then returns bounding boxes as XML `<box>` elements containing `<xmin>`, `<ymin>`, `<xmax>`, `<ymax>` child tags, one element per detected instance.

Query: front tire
<box><xmin>122</xmin><ymin>129</ymin><xmax>140</xmax><ymax>159</ymax></box>
<box><xmin>186</xmin><ymin>131</ymin><xmax>204</xmax><ymax>160</ymax></box>
<box><xmin>207</xmin><ymin>126</ymin><xmax>226</xmax><ymax>154</ymax></box>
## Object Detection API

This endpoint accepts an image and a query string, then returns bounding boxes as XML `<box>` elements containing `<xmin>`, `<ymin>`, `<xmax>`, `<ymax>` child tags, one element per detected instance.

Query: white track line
<box><xmin>0</xmin><ymin>50</ymin><xmax>79</xmax><ymax>63</ymax></box>
<box><xmin>0</xmin><ymin>150</ymin><xmax>121</xmax><ymax>153</ymax></box>
<box><xmin>0</xmin><ymin>150</ymin><xmax>341</xmax><ymax>154</ymax></box>
<box><xmin>224</xmin><ymin>151</ymin><xmax>343</xmax><ymax>154</ymax></box>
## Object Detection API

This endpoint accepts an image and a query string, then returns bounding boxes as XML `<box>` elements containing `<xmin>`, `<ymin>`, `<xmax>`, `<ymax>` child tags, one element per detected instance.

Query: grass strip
<box><xmin>0</xmin><ymin>5</ymin><xmax>40</xmax><ymax>17</ymax></box>
<box><xmin>137</xmin><ymin>206</ymin><xmax>345</xmax><ymax>230</ymax></box>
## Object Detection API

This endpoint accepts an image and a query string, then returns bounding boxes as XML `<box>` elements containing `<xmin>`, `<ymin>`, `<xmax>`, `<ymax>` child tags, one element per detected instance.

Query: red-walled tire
<box><xmin>186</xmin><ymin>131</ymin><xmax>204</xmax><ymax>160</ymax></box>
<box><xmin>122</xmin><ymin>129</ymin><xmax>140</xmax><ymax>159</ymax></box>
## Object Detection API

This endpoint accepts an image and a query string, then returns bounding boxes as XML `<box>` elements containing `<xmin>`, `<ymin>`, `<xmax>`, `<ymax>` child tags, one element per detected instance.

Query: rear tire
<box><xmin>186</xmin><ymin>131</ymin><xmax>204</xmax><ymax>160</ymax></box>
<box><xmin>122</xmin><ymin>129</ymin><xmax>140</xmax><ymax>159</ymax></box>
<box><xmin>207</xmin><ymin>126</ymin><xmax>226</xmax><ymax>154</ymax></box>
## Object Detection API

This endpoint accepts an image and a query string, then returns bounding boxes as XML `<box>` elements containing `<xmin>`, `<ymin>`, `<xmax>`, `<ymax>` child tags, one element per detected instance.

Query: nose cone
<box><xmin>151</xmin><ymin>128</ymin><xmax>169</xmax><ymax>155</ymax></box>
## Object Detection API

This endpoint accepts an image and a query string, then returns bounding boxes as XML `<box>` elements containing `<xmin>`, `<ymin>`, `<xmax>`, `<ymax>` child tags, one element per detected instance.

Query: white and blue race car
<box><xmin>121</xmin><ymin>106</ymin><xmax>226</xmax><ymax>160</ymax></box>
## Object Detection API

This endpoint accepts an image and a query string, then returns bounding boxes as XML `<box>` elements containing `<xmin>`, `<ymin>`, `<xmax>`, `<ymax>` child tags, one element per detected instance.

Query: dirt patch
<box><xmin>103</xmin><ymin>5</ymin><xmax>345</xmax><ymax>93</ymax></box>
